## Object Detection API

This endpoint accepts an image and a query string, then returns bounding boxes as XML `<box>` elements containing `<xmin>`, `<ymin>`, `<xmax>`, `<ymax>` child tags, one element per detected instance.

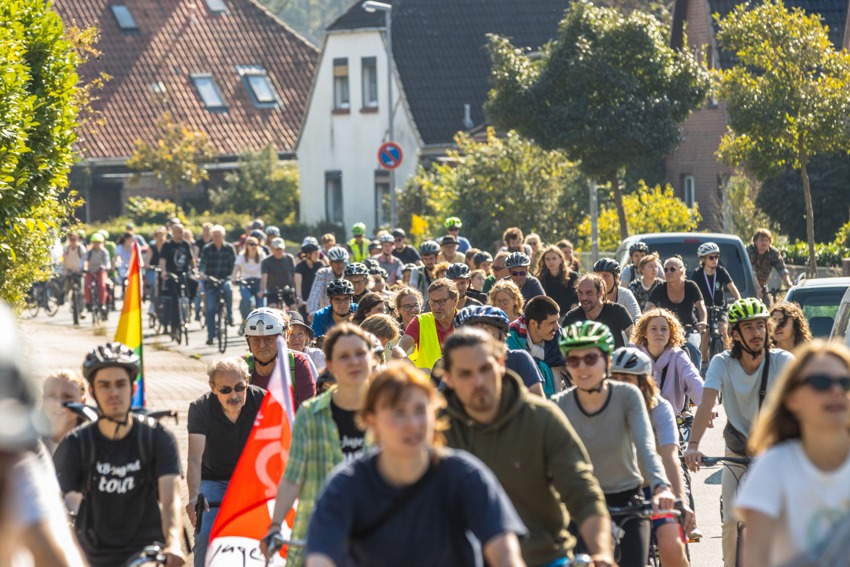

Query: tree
<box><xmin>258</xmin><ymin>0</ymin><xmax>350</xmax><ymax>43</ymax></box>
<box><xmin>722</xmin><ymin>174</ymin><xmax>779</xmax><ymax>245</ymax></box>
<box><xmin>715</xmin><ymin>1</ymin><xmax>850</xmax><ymax>276</ymax></box>
<box><xmin>210</xmin><ymin>144</ymin><xmax>300</xmax><ymax>222</ymax></box>
<box><xmin>399</xmin><ymin>129</ymin><xmax>587</xmax><ymax>248</ymax></box>
<box><xmin>576</xmin><ymin>183</ymin><xmax>700</xmax><ymax>251</ymax></box>
<box><xmin>0</xmin><ymin>0</ymin><xmax>80</xmax><ymax>308</ymax></box>
<box><xmin>127</xmin><ymin>112</ymin><xmax>214</xmax><ymax>209</ymax></box>
<box><xmin>486</xmin><ymin>0</ymin><xmax>709</xmax><ymax>240</ymax></box>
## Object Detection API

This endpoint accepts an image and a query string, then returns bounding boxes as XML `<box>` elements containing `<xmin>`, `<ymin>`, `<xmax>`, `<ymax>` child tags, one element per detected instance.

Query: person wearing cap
<box><xmin>287</xmin><ymin>311</ymin><xmax>326</xmax><ymax>370</ymax></box>
<box><xmin>390</xmin><ymin>228</ymin><xmax>421</xmax><ymax>265</ymax></box>
<box><xmin>504</xmin><ymin>252</ymin><xmax>546</xmax><ymax>302</ymax></box>
<box><xmin>443</xmin><ymin>217</ymin><xmax>471</xmax><ymax>253</ymax></box>
<box><xmin>376</xmin><ymin>233</ymin><xmax>403</xmax><ymax>284</ymax></box>
<box><xmin>295</xmin><ymin>237</ymin><xmax>325</xmax><ymax>318</ymax></box>
<box><xmin>83</xmin><ymin>232</ymin><xmax>112</xmax><ymax>316</ymax></box>
<box><xmin>0</xmin><ymin>303</ymin><xmax>87</xmax><ymax>567</ymax></box>
<box><xmin>398</xmin><ymin>278</ymin><xmax>460</xmax><ymax>373</ymax></box>
<box><xmin>159</xmin><ymin>223</ymin><xmax>194</xmax><ymax>334</ymax></box>
<box><xmin>54</xmin><ymin>343</ymin><xmax>185</xmax><ymax>567</ymax></box>
<box><xmin>472</xmin><ymin>250</ymin><xmax>493</xmax><ymax>272</ymax></box>
<box><xmin>259</xmin><ymin>237</ymin><xmax>296</xmax><ymax>310</ymax></box>
<box><xmin>307</xmin><ymin>247</ymin><xmax>350</xmax><ymax>318</ymax></box>
<box><xmin>312</xmin><ymin>280</ymin><xmax>358</xmax><ymax>338</ymax></box>
<box><xmin>187</xmin><ymin>357</ymin><xmax>265</xmax><ymax>566</ymax></box>
<box><xmin>199</xmin><ymin>225</ymin><xmax>237</xmax><ymax>345</ymax></box>
<box><xmin>438</xmin><ymin>234</ymin><xmax>465</xmax><ymax>264</ymax></box>
<box><xmin>347</xmin><ymin>222</ymin><xmax>370</xmax><ymax>263</ymax></box>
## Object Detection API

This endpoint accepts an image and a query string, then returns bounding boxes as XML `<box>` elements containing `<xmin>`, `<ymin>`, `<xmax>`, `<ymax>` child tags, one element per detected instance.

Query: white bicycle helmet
<box><xmin>611</xmin><ymin>347</ymin><xmax>653</xmax><ymax>376</ymax></box>
<box><xmin>326</xmin><ymin>247</ymin><xmax>349</xmax><ymax>263</ymax></box>
<box><xmin>244</xmin><ymin>308</ymin><xmax>285</xmax><ymax>336</ymax></box>
<box><xmin>697</xmin><ymin>242</ymin><xmax>720</xmax><ymax>257</ymax></box>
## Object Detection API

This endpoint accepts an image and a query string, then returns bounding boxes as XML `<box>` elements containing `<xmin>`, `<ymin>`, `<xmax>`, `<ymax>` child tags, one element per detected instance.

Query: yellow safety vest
<box><xmin>348</xmin><ymin>238</ymin><xmax>369</xmax><ymax>263</ymax></box>
<box><xmin>414</xmin><ymin>312</ymin><xmax>443</xmax><ymax>371</ymax></box>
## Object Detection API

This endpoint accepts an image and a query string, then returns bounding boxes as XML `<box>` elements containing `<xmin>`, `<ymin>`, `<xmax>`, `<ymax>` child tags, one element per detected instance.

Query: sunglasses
<box><xmin>664</xmin><ymin>266</ymin><xmax>682</xmax><ymax>273</ymax></box>
<box><xmin>511</xmin><ymin>270</ymin><xmax>527</xmax><ymax>277</ymax></box>
<box><xmin>217</xmin><ymin>382</ymin><xmax>248</xmax><ymax>395</ymax></box>
<box><xmin>394</xmin><ymin>238</ymin><xmax>404</xmax><ymax>242</ymax></box>
<box><xmin>706</xmin><ymin>255</ymin><xmax>720</xmax><ymax>261</ymax></box>
<box><xmin>802</xmin><ymin>374</ymin><xmax>850</xmax><ymax>392</ymax></box>
<box><xmin>566</xmin><ymin>352</ymin><xmax>602</xmax><ymax>368</ymax></box>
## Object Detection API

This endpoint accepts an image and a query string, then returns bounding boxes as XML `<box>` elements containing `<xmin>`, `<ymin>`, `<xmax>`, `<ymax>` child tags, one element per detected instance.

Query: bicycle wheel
<box><xmin>44</xmin><ymin>282</ymin><xmax>61</xmax><ymax>316</ymax></box>
<box><xmin>710</xmin><ymin>334</ymin><xmax>724</xmax><ymax>359</ymax></box>
<box><xmin>217</xmin><ymin>303</ymin><xmax>227</xmax><ymax>353</ymax></box>
<box><xmin>91</xmin><ymin>300</ymin><xmax>101</xmax><ymax>326</ymax></box>
<box><xmin>179</xmin><ymin>297</ymin><xmax>191</xmax><ymax>346</ymax></box>
<box><xmin>71</xmin><ymin>289</ymin><xmax>80</xmax><ymax>326</ymax></box>
<box><xmin>23</xmin><ymin>287</ymin><xmax>39</xmax><ymax>319</ymax></box>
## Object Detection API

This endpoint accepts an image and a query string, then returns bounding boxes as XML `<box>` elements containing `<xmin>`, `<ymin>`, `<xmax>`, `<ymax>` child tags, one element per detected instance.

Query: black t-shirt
<box><xmin>648</xmin><ymin>280</ymin><xmax>704</xmax><ymax>327</ymax></box>
<box><xmin>262</xmin><ymin>254</ymin><xmax>295</xmax><ymax>290</ymax></box>
<box><xmin>187</xmin><ymin>386</ymin><xmax>265</xmax><ymax>481</ymax></box>
<box><xmin>295</xmin><ymin>260</ymin><xmax>323</xmax><ymax>300</ymax></box>
<box><xmin>53</xmin><ymin>421</ymin><xmax>181</xmax><ymax>567</ymax></box>
<box><xmin>331</xmin><ymin>401</ymin><xmax>366</xmax><ymax>462</ymax></box>
<box><xmin>306</xmin><ymin>448</ymin><xmax>527</xmax><ymax>567</ymax></box>
<box><xmin>392</xmin><ymin>245</ymin><xmax>421</xmax><ymax>265</ymax></box>
<box><xmin>160</xmin><ymin>240</ymin><xmax>192</xmax><ymax>274</ymax></box>
<box><xmin>540</xmin><ymin>271</ymin><xmax>579</xmax><ymax>315</ymax></box>
<box><xmin>691</xmin><ymin>266</ymin><xmax>733</xmax><ymax>307</ymax></box>
<box><xmin>563</xmin><ymin>303</ymin><xmax>634</xmax><ymax>348</ymax></box>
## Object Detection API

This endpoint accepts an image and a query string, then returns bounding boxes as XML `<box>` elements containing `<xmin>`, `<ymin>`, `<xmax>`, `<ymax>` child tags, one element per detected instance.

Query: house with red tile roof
<box><xmin>54</xmin><ymin>0</ymin><xmax>318</xmax><ymax>221</ymax></box>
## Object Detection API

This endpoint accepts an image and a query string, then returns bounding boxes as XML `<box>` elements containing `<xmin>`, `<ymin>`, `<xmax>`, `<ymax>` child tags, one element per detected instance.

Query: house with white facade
<box><xmin>296</xmin><ymin>0</ymin><xmax>568</xmax><ymax>234</ymax></box>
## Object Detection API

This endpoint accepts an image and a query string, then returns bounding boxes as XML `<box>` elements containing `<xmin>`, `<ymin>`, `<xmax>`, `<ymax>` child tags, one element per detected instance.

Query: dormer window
<box><xmin>236</xmin><ymin>66</ymin><xmax>279</xmax><ymax>108</ymax></box>
<box><xmin>204</xmin><ymin>0</ymin><xmax>228</xmax><ymax>14</ymax></box>
<box><xmin>191</xmin><ymin>74</ymin><xmax>227</xmax><ymax>112</ymax></box>
<box><xmin>111</xmin><ymin>5</ymin><xmax>138</xmax><ymax>31</ymax></box>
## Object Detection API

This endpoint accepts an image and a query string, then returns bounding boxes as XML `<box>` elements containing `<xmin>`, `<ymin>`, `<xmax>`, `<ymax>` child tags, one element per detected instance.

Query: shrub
<box><xmin>125</xmin><ymin>196</ymin><xmax>184</xmax><ymax>226</ymax></box>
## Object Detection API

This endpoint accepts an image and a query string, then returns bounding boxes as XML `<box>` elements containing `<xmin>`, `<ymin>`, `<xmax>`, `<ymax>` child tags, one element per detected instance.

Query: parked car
<box><xmin>785</xmin><ymin>276</ymin><xmax>850</xmax><ymax>338</ymax></box>
<box><xmin>614</xmin><ymin>233</ymin><xmax>759</xmax><ymax>300</ymax></box>
<box><xmin>827</xmin><ymin>281</ymin><xmax>850</xmax><ymax>346</ymax></box>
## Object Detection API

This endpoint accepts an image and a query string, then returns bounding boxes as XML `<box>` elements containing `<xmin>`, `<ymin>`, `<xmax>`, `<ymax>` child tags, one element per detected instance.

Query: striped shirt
<box><xmin>306</xmin><ymin>266</ymin><xmax>344</xmax><ymax>314</ymax></box>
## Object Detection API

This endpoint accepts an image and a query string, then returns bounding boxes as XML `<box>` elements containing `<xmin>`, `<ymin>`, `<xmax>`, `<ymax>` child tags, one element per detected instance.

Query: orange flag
<box><xmin>206</xmin><ymin>337</ymin><xmax>297</xmax><ymax>566</ymax></box>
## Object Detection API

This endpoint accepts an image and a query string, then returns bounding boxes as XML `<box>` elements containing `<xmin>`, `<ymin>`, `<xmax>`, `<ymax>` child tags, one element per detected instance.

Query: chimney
<box><xmin>462</xmin><ymin>104</ymin><xmax>474</xmax><ymax>130</ymax></box>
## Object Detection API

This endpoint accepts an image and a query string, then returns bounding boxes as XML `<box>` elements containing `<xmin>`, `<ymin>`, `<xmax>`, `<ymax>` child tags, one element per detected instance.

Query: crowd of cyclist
<box><xmin>7</xmin><ymin>219</ymin><xmax>850</xmax><ymax>567</ymax></box>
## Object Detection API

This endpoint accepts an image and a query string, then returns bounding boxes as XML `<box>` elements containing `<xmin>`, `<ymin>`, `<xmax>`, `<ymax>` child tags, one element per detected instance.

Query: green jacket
<box><xmin>442</xmin><ymin>371</ymin><xmax>608</xmax><ymax>566</ymax></box>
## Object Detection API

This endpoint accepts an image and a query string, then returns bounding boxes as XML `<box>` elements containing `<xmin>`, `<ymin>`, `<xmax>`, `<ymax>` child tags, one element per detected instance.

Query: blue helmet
<box><xmin>454</xmin><ymin>305</ymin><xmax>510</xmax><ymax>332</ymax></box>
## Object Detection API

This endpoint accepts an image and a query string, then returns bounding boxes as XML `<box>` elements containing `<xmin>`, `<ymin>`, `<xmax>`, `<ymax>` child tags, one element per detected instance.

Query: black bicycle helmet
<box><xmin>472</xmin><ymin>251</ymin><xmax>493</xmax><ymax>265</ymax></box>
<box><xmin>82</xmin><ymin>342</ymin><xmax>141</xmax><ymax>383</ymax></box>
<box><xmin>250</xmin><ymin>229</ymin><xmax>266</xmax><ymax>241</ymax></box>
<box><xmin>363</xmin><ymin>258</ymin><xmax>379</xmax><ymax>271</ymax></box>
<box><xmin>446</xmin><ymin>263</ymin><xmax>471</xmax><ymax>279</ymax></box>
<box><xmin>504</xmin><ymin>252</ymin><xmax>531</xmax><ymax>269</ymax></box>
<box><xmin>265</xmin><ymin>226</ymin><xmax>281</xmax><ymax>237</ymax></box>
<box><xmin>344</xmin><ymin>262</ymin><xmax>369</xmax><ymax>277</ymax></box>
<box><xmin>402</xmin><ymin>263</ymin><xmax>417</xmax><ymax>272</ymax></box>
<box><xmin>327</xmin><ymin>279</ymin><xmax>355</xmax><ymax>297</ymax></box>
<box><xmin>419</xmin><ymin>240</ymin><xmax>440</xmax><ymax>256</ymax></box>
<box><xmin>369</xmin><ymin>267</ymin><xmax>389</xmax><ymax>279</ymax></box>
<box><xmin>593</xmin><ymin>258</ymin><xmax>621</xmax><ymax>276</ymax></box>
<box><xmin>629</xmin><ymin>241</ymin><xmax>649</xmax><ymax>255</ymax></box>
<box><xmin>454</xmin><ymin>305</ymin><xmax>510</xmax><ymax>332</ymax></box>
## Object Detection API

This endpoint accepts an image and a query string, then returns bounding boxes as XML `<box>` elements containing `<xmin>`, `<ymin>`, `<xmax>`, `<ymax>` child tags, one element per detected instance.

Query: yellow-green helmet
<box><xmin>559</xmin><ymin>321</ymin><xmax>615</xmax><ymax>355</ymax></box>
<box><xmin>351</xmin><ymin>222</ymin><xmax>366</xmax><ymax>236</ymax></box>
<box><xmin>727</xmin><ymin>298</ymin><xmax>769</xmax><ymax>326</ymax></box>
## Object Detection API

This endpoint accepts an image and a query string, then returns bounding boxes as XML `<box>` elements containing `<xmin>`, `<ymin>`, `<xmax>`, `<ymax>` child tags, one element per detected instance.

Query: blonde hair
<box><xmin>359</xmin><ymin>314</ymin><xmax>400</xmax><ymax>343</ymax></box>
<box><xmin>44</xmin><ymin>370</ymin><xmax>86</xmax><ymax>396</ymax></box>
<box><xmin>488</xmin><ymin>279</ymin><xmax>524</xmax><ymax>315</ymax></box>
<box><xmin>630</xmin><ymin>308</ymin><xmax>686</xmax><ymax>348</ymax></box>
<box><xmin>749</xmin><ymin>340</ymin><xmax>850</xmax><ymax>454</ymax></box>
<box><xmin>243</xmin><ymin>237</ymin><xmax>261</xmax><ymax>263</ymax></box>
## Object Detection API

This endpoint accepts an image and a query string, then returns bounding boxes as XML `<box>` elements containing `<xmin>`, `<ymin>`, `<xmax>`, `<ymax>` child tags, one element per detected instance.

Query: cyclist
<box><xmin>438</xmin><ymin>234</ymin><xmax>465</xmax><ymax>264</ymax></box>
<box><xmin>395</xmin><ymin>286</ymin><xmax>422</xmax><ymax>331</ymax></box>
<box><xmin>563</xmin><ymin>274</ymin><xmax>634</xmax><ymax>349</ymax></box>
<box><xmin>159</xmin><ymin>223</ymin><xmax>194</xmax><ymax>334</ymax></box>
<box><xmin>265</xmin><ymin>226</ymin><xmax>281</xmax><ymax>253</ymax></box>
<box><xmin>287</xmin><ymin>310</ymin><xmax>326</xmax><ymax>371</ymax></box>
<box><xmin>735</xmin><ymin>341</ymin><xmax>850</xmax><ymax>566</ymax></box>
<box><xmin>505</xmin><ymin>251</ymin><xmax>546</xmax><ymax>301</ymax></box>
<box><xmin>41</xmin><ymin>370</ymin><xmax>87</xmax><ymax>455</ymax></box>
<box><xmin>390</xmin><ymin>228</ymin><xmax>421</xmax><ymax>264</ymax></box>
<box><xmin>593</xmin><ymin>259</ymin><xmax>641</xmax><ymax>322</ymax></box>
<box><xmin>187</xmin><ymin>358</ymin><xmax>265</xmax><ymax>566</ymax></box>
<box><xmin>410</xmin><ymin>240</ymin><xmax>440</xmax><ymax>302</ymax></box>
<box><xmin>306</xmin><ymin>363</ymin><xmax>527</xmax><ymax>567</ymax></box>
<box><xmin>746</xmin><ymin>228</ymin><xmax>793</xmax><ymax>304</ymax></box>
<box><xmin>447</xmin><ymin>263</ymin><xmax>483</xmax><ymax>309</ymax></box>
<box><xmin>401</xmin><ymin>263</ymin><xmax>416</xmax><ymax>285</ymax></box>
<box><xmin>525</xmin><ymin>233</ymin><xmax>543</xmax><ymax>266</ymax></box>
<box><xmin>199</xmin><ymin>225</ymin><xmax>237</xmax><ymax>345</ymax></box>
<box><xmin>343</xmin><ymin>262</ymin><xmax>370</xmax><ymax>304</ymax></box>
<box><xmin>536</xmin><ymin>245</ymin><xmax>579</xmax><ymax>315</ymax></box>
<box><xmin>259</xmin><ymin>237</ymin><xmax>296</xmax><ymax>310</ymax></box>
<box><xmin>644</xmin><ymin>256</ymin><xmax>707</xmax><ymax>370</ymax></box>
<box><xmin>499</xmin><ymin>227</ymin><xmax>533</xmax><ymax>256</ymax></box>
<box><xmin>83</xmin><ymin>232</ymin><xmax>111</xmax><ymax>317</ymax></box>
<box><xmin>242</xmin><ymin>308</ymin><xmax>317</xmax><ymax>403</ymax></box>
<box><xmin>347</xmin><ymin>222</ymin><xmax>369</xmax><ymax>263</ymax></box>
<box><xmin>628</xmin><ymin>253</ymin><xmax>663</xmax><ymax>312</ymax></box>
<box><xmin>295</xmin><ymin>237</ymin><xmax>324</xmax><ymax>318</ymax></box>
<box><xmin>443</xmin><ymin>216</ymin><xmax>471</xmax><ymax>253</ymax></box>
<box><xmin>482</xmin><ymin>251</ymin><xmax>510</xmax><ymax>294</ymax></box>
<box><xmin>233</xmin><ymin>235</ymin><xmax>266</xmax><ymax>328</ymax></box>
<box><xmin>312</xmin><ymin>280</ymin><xmax>358</xmax><ymax>339</ymax></box>
<box><xmin>261</xmin><ymin>324</ymin><xmax>377</xmax><ymax>566</ymax></box>
<box><xmin>769</xmin><ymin>302</ymin><xmax>812</xmax><ymax>352</ymax></box>
<box><xmin>554</xmin><ymin>322</ymin><xmax>675</xmax><ymax>567</ymax></box>
<box><xmin>62</xmin><ymin>231</ymin><xmax>87</xmax><ymax>317</ymax></box>
<box><xmin>352</xmin><ymin>292</ymin><xmax>388</xmax><ymax>325</ymax></box>
<box><xmin>489</xmin><ymin>279</ymin><xmax>524</xmax><ymax>323</ymax></box>
<box><xmin>375</xmin><ymin>233</ymin><xmax>403</xmax><ymax>284</ymax></box>
<box><xmin>556</xmin><ymin>239</ymin><xmax>582</xmax><ymax>274</ymax></box>
<box><xmin>453</xmin><ymin>306</ymin><xmax>545</xmax><ymax>397</ymax></box>
<box><xmin>398</xmin><ymin>279</ymin><xmax>459</xmax><ymax>373</ymax></box>
<box><xmin>621</xmin><ymin>241</ymin><xmax>650</xmax><ymax>286</ymax></box>
<box><xmin>610</xmin><ymin>347</ymin><xmax>693</xmax><ymax>567</ymax></box>
<box><xmin>472</xmin><ymin>250</ymin><xmax>493</xmax><ymax>273</ymax></box>
<box><xmin>684</xmin><ymin>298</ymin><xmax>794</xmax><ymax>567</ymax></box>
<box><xmin>507</xmin><ymin>295</ymin><xmax>567</xmax><ymax>397</ymax></box>
<box><xmin>307</xmin><ymin>247</ymin><xmax>349</xmax><ymax>318</ymax></box>
<box><xmin>53</xmin><ymin>343</ymin><xmax>185</xmax><ymax>567</ymax></box>
<box><xmin>692</xmin><ymin>242</ymin><xmax>741</xmax><ymax>366</ymax></box>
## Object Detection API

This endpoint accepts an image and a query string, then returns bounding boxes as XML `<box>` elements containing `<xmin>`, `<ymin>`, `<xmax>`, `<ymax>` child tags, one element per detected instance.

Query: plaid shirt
<box><xmin>306</xmin><ymin>266</ymin><xmax>343</xmax><ymax>314</ymax></box>
<box><xmin>198</xmin><ymin>241</ymin><xmax>236</xmax><ymax>279</ymax></box>
<box><xmin>283</xmin><ymin>387</ymin><xmax>365</xmax><ymax>565</ymax></box>
<box><xmin>746</xmin><ymin>244</ymin><xmax>789</xmax><ymax>287</ymax></box>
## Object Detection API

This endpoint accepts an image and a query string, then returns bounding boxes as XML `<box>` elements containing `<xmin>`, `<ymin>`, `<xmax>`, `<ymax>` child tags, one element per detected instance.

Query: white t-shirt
<box><xmin>235</xmin><ymin>252</ymin><xmax>265</xmax><ymax>280</ymax></box>
<box><xmin>650</xmin><ymin>396</ymin><xmax>678</xmax><ymax>447</ymax></box>
<box><xmin>704</xmin><ymin>349</ymin><xmax>795</xmax><ymax>434</ymax></box>
<box><xmin>735</xmin><ymin>440</ymin><xmax>850</xmax><ymax>565</ymax></box>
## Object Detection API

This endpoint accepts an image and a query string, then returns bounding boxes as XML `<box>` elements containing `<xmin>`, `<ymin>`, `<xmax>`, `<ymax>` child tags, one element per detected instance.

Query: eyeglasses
<box><xmin>400</xmin><ymin>303</ymin><xmax>421</xmax><ymax>311</ymax></box>
<box><xmin>511</xmin><ymin>270</ymin><xmax>527</xmax><ymax>277</ymax></box>
<box><xmin>664</xmin><ymin>266</ymin><xmax>682</xmax><ymax>273</ymax></box>
<box><xmin>706</xmin><ymin>255</ymin><xmax>720</xmax><ymax>261</ymax></box>
<box><xmin>429</xmin><ymin>297</ymin><xmax>452</xmax><ymax>307</ymax></box>
<box><xmin>802</xmin><ymin>374</ymin><xmax>850</xmax><ymax>392</ymax></box>
<box><xmin>566</xmin><ymin>352</ymin><xmax>602</xmax><ymax>368</ymax></box>
<box><xmin>217</xmin><ymin>382</ymin><xmax>248</xmax><ymax>395</ymax></box>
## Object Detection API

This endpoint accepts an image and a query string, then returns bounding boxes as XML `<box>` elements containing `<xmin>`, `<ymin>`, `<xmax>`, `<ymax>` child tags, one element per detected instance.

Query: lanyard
<box><xmin>703</xmin><ymin>269</ymin><xmax>717</xmax><ymax>305</ymax></box>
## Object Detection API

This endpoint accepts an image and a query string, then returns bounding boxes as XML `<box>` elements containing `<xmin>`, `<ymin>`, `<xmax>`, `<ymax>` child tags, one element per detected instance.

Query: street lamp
<box><xmin>361</xmin><ymin>1</ymin><xmax>397</xmax><ymax>227</ymax></box>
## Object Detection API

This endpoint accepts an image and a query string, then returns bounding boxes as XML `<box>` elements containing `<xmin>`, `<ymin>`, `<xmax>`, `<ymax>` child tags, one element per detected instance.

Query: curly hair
<box><xmin>630</xmin><ymin>308</ymin><xmax>686</xmax><ymax>349</ymax></box>
<box><xmin>769</xmin><ymin>301</ymin><xmax>812</xmax><ymax>348</ymax></box>
<box><xmin>488</xmin><ymin>279</ymin><xmax>524</xmax><ymax>316</ymax></box>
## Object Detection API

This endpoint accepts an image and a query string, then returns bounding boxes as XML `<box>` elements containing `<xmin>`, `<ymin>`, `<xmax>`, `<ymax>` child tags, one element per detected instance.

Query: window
<box><xmin>204</xmin><ymin>0</ymin><xmax>228</xmax><ymax>14</ymax></box>
<box><xmin>191</xmin><ymin>74</ymin><xmax>227</xmax><ymax>111</ymax></box>
<box><xmin>236</xmin><ymin>66</ymin><xmax>279</xmax><ymax>108</ymax></box>
<box><xmin>333</xmin><ymin>58</ymin><xmax>350</xmax><ymax>110</ymax></box>
<box><xmin>683</xmin><ymin>175</ymin><xmax>696</xmax><ymax>208</ymax></box>
<box><xmin>362</xmin><ymin>57</ymin><xmax>378</xmax><ymax>109</ymax></box>
<box><xmin>326</xmin><ymin>172</ymin><xmax>343</xmax><ymax>224</ymax></box>
<box><xmin>374</xmin><ymin>171</ymin><xmax>390</xmax><ymax>228</ymax></box>
<box><xmin>111</xmin><ymin>5</ymin><xmax>138</xmax><ymax>31</ymax></box>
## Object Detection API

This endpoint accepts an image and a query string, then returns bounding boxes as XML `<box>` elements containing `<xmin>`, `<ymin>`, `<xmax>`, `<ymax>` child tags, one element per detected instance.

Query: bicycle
<box><xmin>86</xmin><ymin>269</ymin><xmax>108</xmax><ymax>326</ymax></box>
<box><xmin>701</xmin><ymin>455</ymin><xmax>752</xmax><ymax>567</ymax></box>
<box><xmin>67</xmin><ymin>273</ymin><xmax>84</xmax><ymax>326</ymax></box>
<box><xmin>122</xmin><ymin>544</ymin><xmax>167</xmax><ymax>567</ymax></box>
<box><xmin>166</xmin><ymin>272</ymin><xmax>191</xmax><ymax>346</ymax></box>
<box><xmin>759</xmin><ymin>285</ymin><xmax>783</xmax><ymax>308</ymax></box>
<box><xmin>706</xmin><ymin>305</ymin><xmax>726</xmax><ymax>361</ymax></box>
<box><xmin>23</xmin><ymin>276</ymin><xmax>61</xmax><ymax>319</ymax></box>
<box><xmin>207</xmin><ymin>276</ymin><xmax>229</xmax><ymax>353</ymax></box>
<box><xmin>608</xmin><ymin>499</ymin><xmax>685</xmax><ymax>567</ymax></box>
<box><xmin>264</xmin><ymin>286</ymin><xmax>295</xmax><ymax>310</ymax></box>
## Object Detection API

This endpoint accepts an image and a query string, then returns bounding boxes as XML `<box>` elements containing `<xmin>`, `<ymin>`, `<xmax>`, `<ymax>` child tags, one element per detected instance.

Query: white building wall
<box><xmin>297</xmin><ymin>30</ymin><xmax>421</xmax><ymax>236</ymax></box>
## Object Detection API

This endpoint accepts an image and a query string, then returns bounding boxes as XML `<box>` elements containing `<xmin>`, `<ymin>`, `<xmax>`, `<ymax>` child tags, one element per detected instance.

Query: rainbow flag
<box><xmin>114</xmin><ymin>242</ymin><xmax>145</xmax><ymax>407</ymax></box>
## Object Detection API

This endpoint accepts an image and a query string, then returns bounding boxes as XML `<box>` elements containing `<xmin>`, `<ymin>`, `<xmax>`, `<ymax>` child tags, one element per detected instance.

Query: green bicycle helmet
<box><xmin>351</xmin><ymin>222</ymin><xmax>366</xmax><ymax>236</ymax></box>
<box><xmin>559</xmin><ymin>321</ymin><xmax>616</xmax><ymax>356</ymax></box>
<box><xmin>444</xmin><ymin>217</ymin><xmax>463</xmax><ymax>229</ymax></box>
<box><xmin>727</xmin><ymin>298</ymin><xmax>769</xmax><ymax>326</ymax></box>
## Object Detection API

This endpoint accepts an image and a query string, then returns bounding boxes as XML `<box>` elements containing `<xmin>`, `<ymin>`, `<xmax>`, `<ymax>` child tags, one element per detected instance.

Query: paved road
<box><xmin>20</xmin><ymin>299</ymin><xmax>730</xmax><ymax>566</ymax></box>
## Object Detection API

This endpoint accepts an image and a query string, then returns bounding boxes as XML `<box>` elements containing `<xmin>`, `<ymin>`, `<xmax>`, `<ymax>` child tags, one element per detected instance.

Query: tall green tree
<box><xmin>486</xmin><ymin>0</ymin><xmax>709</xmax><ymax>240</ymax></box>
<box><xmin>715</xmin><ymin>1</ymin><xmax>850</xmax><ymax>277</ymax></box>
<box><xmin>0</xmin><ymin>0</ymin><xmax>80</xmax><ymax>308</ymax></box>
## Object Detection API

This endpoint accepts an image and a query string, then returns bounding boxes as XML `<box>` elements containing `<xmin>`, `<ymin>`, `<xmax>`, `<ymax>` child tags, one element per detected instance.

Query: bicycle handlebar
<box><xmin>700</xmin><ymin>455</ymin><xmax>751</xmax><ymax>467</ymax></box>
<box><xmin>122</xmin><ymin>544</ymin><xmax>166</xmax><ymax>567</ymax></box>
<box><xmin>607</xmin><ymin>499</ymin><xmax>684</xmax><ymax>518</ymax></box>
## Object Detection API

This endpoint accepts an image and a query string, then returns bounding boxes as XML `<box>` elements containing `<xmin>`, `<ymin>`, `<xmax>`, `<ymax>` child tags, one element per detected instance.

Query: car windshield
<box><xmin>784</xmin><ymin>286</ymin><xmax>848</xmax><ymax>337</ymax></box>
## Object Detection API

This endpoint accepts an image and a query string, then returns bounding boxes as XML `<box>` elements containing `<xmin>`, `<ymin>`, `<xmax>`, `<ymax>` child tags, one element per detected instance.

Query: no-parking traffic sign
<box><xmin>378</xmin><ymin>142</ymin><xmax>403</xmax><ymax>170</ymax></box>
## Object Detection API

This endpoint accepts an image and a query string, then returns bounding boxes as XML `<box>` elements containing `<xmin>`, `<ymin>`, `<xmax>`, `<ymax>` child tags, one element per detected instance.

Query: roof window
<box><xmin>204</xmin><ymin>0</ymin><xmax>228</xmax><ymax>14</ymax></box>
<box><xmin>237</xmin><ymin>66</ymin><xmax>279</xmax><ymax>108</ymax></box>
<box><xmin>191</xmin><ymin>74</ymin><xmax>227</xmax><ymax>111</ymax></box>
<box><xmin>111</xmin><ymin>5</ymin><xmax>138</xmax><ymax>31</ymax></box>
